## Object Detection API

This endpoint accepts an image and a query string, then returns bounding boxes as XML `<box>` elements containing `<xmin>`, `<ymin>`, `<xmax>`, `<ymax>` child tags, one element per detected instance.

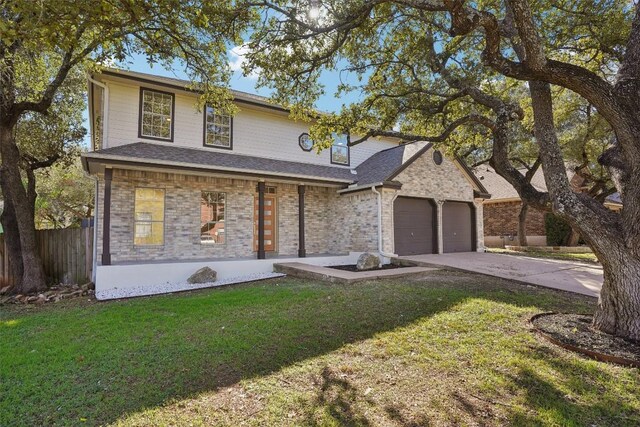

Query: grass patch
<box><xmin>1</xmin><ymin>271</ymin><xmax>638</xmax><ymax>426</ymax></box>
<box><xmin>487</xmin><ymin>248</ymin><xmax>599</xmax><ymax>264</ymax></box>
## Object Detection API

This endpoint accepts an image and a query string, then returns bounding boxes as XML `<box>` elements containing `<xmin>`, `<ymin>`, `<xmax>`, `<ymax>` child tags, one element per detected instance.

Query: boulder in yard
<box><xmin>356</xmin><ymin>252</ymin><xmax>380</xmax><ymax>271</ymax></box>
<box><xmin>187</xmin><ymin>267</ymin><xmax>217</xmax><ymax>284</ymax></box>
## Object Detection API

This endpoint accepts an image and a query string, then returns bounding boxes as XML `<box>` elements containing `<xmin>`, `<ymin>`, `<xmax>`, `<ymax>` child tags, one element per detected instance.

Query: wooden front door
<box><xmin>254</xmin><ymin>195</ymin><xmax>277</xmax><ymax>252</ymax></box>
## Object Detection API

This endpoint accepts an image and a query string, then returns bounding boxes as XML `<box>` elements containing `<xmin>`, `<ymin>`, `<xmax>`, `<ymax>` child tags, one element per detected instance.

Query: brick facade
<box><xmin>379</xmin><ymin>147</ymin><xmax>481</xmax><ymax>254</ymax></box>
<box><xmin>483</xmin><ymin>201</ymin><xmax>547</xmax><ymax>237</ymax></box>
<box><xmin>96</xmin><ymin>147</ymin><xmax>483</xmax><ymax>264</ymax></box>
<box><xmin>96</xmin><ymin>169</ymin><xmax>369</xmax><ymax>264</ymax></box>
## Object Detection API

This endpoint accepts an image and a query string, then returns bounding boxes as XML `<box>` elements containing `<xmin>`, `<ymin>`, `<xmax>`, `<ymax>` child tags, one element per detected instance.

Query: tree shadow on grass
<box><xmin>300</xmin><ymin>366</ymin><xmax>372</xmax><ymax>427</ymax></box>
<box><xmin>501</xmin><ymin>345</ymin><xmax>640</xmax><ymax>426</ymax></box>
<box><xmin>0</xmin><ymin>272</ymin><xmax>603</xmax><ymax>425</ymax></box>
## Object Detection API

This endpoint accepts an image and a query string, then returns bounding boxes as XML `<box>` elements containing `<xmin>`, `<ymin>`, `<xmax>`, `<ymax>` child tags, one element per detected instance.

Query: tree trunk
<box><xmin>0</xmin><ymin>196</ymin><xmax>23</xmax><ymax>288</ymax></box>
<box><xmin>518</xmin><ymin>202</ymin><xmax>528</xmax><ymax>247</ymax></box>
<box><xmin>0</xmin><ymin>124</ymin><xmax>47</xmax><ymax>294</ymax></box>
<box><xmin>565</xmin><ymin>227</ymin><xmax>580</xmax><ymax>246</ymax></box>
<box><xmin>593</xmin><ymin>251</ymin><xmax>640</xmax><ymax>341</ymax></box>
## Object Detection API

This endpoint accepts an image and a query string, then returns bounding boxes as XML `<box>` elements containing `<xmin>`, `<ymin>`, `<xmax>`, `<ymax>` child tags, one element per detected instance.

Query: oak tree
<box><xmin>242</xmin><ymin>0</ymin><xmax>640</xmax><ymax>339</ymax></box>
<box><xmin>1</xmin><ymin>0</ymin><xmax>250</xmax><ymax>293</ymax></box>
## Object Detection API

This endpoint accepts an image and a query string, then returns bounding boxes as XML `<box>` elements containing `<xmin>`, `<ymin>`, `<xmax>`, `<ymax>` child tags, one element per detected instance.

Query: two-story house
<box><xmin>83</xmin><ymin>68</ymin><xmax>490</xmax><ymax>299</ymax></box>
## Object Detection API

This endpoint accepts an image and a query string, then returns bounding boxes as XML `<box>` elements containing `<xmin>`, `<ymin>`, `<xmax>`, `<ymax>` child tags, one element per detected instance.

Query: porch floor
<box><xmin>273</xmin><ymin>262</ymin><xmax>438</xmax><ymax>284</ymax></box>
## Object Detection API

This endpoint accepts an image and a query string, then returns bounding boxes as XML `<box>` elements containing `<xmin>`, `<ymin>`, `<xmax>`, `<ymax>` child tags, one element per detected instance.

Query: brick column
<box><xmin>436</xmin><ymin>199</ymin><xmax>445</xmax><ymax>254</ymax></box>
<box><xmin>474</xmin><ymin>200</ymin><xmax>485</xmax><ymax>252</ymax></box>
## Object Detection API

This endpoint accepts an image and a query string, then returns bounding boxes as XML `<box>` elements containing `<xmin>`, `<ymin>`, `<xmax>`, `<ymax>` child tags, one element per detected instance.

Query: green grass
<box><xmin>1</xmin><ymin>271</ymin><xmax>638</xmax><ymax>426</ymax></box>
<box><xmin>487</xmin><ymin>247</ymin><xmax>600</xmax><ymax>264</ymax></box>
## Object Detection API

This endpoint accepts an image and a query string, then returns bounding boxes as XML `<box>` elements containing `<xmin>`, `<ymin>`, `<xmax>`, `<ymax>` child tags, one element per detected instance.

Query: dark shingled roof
<box><xmin>83</xmin><ymin>142</ymin><xmax>357</xmax><ymax>183</ymax></box>
<box><xmin>353</xmin><ymin>144</ymin><xmax>409</xmax><ymax>187</ymax></box>
<box><xmin>83</xmin><ymin>141</ymin><xmax>491</xmax><ymax>196</ymax></box>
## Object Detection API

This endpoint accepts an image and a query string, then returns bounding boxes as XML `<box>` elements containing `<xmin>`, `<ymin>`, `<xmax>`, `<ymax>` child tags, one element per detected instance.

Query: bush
<box><xmin>545</xmin><ymin>213</ymin><xmax>572</xmax><ymax>246</ymax></box>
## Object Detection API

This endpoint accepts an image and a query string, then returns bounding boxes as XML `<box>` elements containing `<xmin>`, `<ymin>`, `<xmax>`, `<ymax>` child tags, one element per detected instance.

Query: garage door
<box><xmin>442</xmin><ymin>201</ymin><xmax>474</xmax><ymax>253</ymax></box>
<box><xmin>394</xmin><ymin>197</ymin><xmax>436</xmax><ymax>256</ymax></box>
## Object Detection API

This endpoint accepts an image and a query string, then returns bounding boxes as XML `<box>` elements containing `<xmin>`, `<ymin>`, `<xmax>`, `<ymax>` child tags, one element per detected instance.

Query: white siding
<box><xmin>103</xmin><ymin>79</ymin><xmax>398</xmax><ymax>167</ymax></box>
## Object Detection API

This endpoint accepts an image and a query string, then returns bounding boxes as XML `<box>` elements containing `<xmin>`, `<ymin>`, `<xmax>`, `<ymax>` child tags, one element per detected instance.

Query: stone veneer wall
<box><xmin>378</xmin><ymin>147</ymin><xmax>484</xmax><ymax>254</ymax></box>
<box><xmin>329</xmin><ymin>191</ymin><xmax>379</xmax><ymax>253</ymax></box>
<box><xmin>96</xmin><ymin>169</ymin><xmax>355</xmax><ymax>264</ymax></box>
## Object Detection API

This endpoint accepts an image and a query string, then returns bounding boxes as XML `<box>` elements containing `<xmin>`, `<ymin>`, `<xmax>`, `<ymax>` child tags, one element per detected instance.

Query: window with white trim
<box><xmin>204</xmin><ymin>106</ymin><xmax>232</xmax><ymax>148</ymax></box>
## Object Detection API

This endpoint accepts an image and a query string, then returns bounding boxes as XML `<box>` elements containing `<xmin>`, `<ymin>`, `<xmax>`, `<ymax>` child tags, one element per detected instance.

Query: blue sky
<box><xmin>83</xmin><ymin>49</ymin><xmax>364</xmax><ymax>147</ymax></box>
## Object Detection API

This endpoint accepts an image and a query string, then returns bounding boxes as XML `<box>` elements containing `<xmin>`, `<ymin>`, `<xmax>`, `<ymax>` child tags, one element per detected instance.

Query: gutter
<box><xmin>371</xmin><ymin>186</ymin><xmax>399</xmax><ymax>264</ymax></box>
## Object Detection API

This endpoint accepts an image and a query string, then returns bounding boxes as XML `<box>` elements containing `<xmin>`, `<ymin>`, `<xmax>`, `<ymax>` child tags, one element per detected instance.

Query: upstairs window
<box><xmin>201</xmin><ymin>192</ymin><xmax>226</xmax><ymax>244</ymax></box>
<box><xmin>330</xmin><ymin>133</ymin><xmax>350</xmax><ymax>165</ymax></box>
<box><xmin>134</xmin><ymin>188</ymin><xmax>165</xmax><ymax>245</ymax></box>
<box><xmin>204</xmin><ymin>106</ymin><xmax>232</xmax><ymax>149</ymax></box>
<box><xmin>139</xmin><ymin>88</ymin><xmax>174</xmax><ymax>141</ymax></box>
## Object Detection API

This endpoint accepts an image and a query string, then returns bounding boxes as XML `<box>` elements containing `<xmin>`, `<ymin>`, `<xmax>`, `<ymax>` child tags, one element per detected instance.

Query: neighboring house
<box><xmin>475</xmin><ymin>166</ymin><xmax>622</xmax><ymax>247</ymax></box>
<box><xmin>83</xmin><ymin>68</ymin><xmax>490</xmax><ymax>295</ymax></box>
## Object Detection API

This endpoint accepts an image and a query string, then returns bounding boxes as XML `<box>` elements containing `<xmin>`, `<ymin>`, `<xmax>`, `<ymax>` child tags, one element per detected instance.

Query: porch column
<box><xmin>257</xmin><ymin>181</ymin><xmax>266</xmax><ymax>259</ymax></box>
<box><xmin>298</xmin><ymin>185</ymin><xmax>306</xmax><ymax>258</ymax></box>
<box><xmin>101</xmin><ymin>168</ymin><xmax>113</xmax><ymax>266</ymax></box>
<box><xmin>436</xmin><ymin>199</ymin><xmax>444</xmax><ymax>254</ymax></box>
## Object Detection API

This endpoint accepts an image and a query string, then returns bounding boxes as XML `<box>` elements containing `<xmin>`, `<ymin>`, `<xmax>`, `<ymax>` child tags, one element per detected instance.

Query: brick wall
<box><xmin>96</xmin><ymin>169</ymin><xmax>361</xmax><ymax>264</ymax></box>
<box><xmin>379</xmin><ymin>147</ymin><xmax>481</xmax><ymax>253</ymax></box>
<box><xmin>483</xmin><ymin>201</ymin><xmax>547</xmax><ymax>236</ymax></box>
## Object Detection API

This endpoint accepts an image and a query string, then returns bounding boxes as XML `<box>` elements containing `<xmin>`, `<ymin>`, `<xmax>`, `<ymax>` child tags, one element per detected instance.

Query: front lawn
<box><xmin>487</xmin><ymin>247</ymin><xmax>600</xmax><ymax>264</ymax></box>
<box><xmin>2</xmin><ymin>272</ymin><xmax>638</xmax><ymax>426</ymax></box>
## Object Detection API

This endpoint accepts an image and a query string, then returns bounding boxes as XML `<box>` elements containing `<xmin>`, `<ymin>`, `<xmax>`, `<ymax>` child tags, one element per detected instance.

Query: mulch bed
<box><xmin>328</xmin><ymin>264</ymin><xmax>406</xmax><ymax>272</ymax></box>
<box><xmin>531</xmin><ymin>312</ymin><xmax>640</xmax><ymax>367</ymax></box>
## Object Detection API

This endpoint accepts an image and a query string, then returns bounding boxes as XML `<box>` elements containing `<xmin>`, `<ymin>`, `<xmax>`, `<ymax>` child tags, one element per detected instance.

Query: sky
<box><xmin>83</xmin><ymin>47</ymin><xmax>364</xmax><ymax>147</ymax></box>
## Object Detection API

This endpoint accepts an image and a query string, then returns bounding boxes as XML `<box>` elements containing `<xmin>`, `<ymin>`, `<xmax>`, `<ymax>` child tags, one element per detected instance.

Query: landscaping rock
<box><xmin>187</xmin><ymin>267</ymin><xmax>217</xmax><ymax>284</ymax></box>
<box><xmin>0</xmin><ymin>286</ymin><xmax>11</xmax><ymax>295</ymax></box>
<box><xmin>356</xmin><ymin>252</ymin><xmax>380</xmax><ymax>271</ymax></box>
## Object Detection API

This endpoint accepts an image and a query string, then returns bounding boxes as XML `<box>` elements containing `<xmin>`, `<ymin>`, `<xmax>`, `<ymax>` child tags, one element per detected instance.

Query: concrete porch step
<box><xmin>273</xmin><ymin>262</ymin><xmax>438</xmax><ymax>284</ymax></box>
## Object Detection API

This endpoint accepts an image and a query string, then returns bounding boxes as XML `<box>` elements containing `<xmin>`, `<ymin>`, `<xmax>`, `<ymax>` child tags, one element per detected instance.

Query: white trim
<box><xmin>86</xmin><ymin>74</ymin><xmax>109</xmax><ymax>149</ymax></box>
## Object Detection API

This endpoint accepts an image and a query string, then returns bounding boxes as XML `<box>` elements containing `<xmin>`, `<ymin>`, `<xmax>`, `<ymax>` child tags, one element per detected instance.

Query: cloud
<box><xmin>229</xmin><ymin>45</ymin><xmax>260</xmax><ymax>79</ymax></box>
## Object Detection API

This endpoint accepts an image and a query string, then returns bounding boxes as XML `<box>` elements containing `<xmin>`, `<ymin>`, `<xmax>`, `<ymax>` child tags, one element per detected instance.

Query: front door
<box><xmin>254</xmin><ymin>195</ymin><xmax>277</xmax><ymax>252</ymax></box>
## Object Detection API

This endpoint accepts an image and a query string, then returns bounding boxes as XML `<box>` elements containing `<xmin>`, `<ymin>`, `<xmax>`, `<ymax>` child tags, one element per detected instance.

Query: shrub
<box><xmin>545</xmin><ymin>213</ymin><xmax>572</xmax><ymax>246</ymax></box>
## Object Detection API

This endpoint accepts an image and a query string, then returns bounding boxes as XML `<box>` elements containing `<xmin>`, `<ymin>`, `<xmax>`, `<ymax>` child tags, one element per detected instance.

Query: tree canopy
<box><xmin>238</xmin><ymin>0</ymin><xmax>640</xmax><ymax>339</ymax></box>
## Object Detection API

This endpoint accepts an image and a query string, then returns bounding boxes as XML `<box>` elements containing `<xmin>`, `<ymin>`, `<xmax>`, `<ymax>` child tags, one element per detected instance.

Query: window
<box><xmin>139</xmin><ymin>88</ymin><xmax>174</xmax><ymax>141</ymax></box>
<box><xmin>201</xmin><ymin>191</ymin><xmax>226</xmax><ymax>244</ymax></box>
<box><xmin>134</xmin><ymin>188</ymin><xmax>165</xmax><ymax>245</ymax></box>
<box><xmin>433</xmin><ymin>150</ymin><xmax>443</xmax><ymax>165</ymax></box>
<box><xmin>330</xmin><ymin>133</ymin><xmax>350</xmax><ymax>165</ymax></box>
<box><xmin>298</xmin><ymin>133</ymin><xmax>313</xmax><ymax>151</ymax></box>
<box><xmin>203</xmin><ymin>106</ymin><xmax>232</xmax><ymax>149</ymax></box>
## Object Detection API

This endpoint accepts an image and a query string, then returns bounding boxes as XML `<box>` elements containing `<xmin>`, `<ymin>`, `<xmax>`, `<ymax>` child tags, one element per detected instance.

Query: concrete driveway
<box><xmin>399</xmin><ymin>252</ymin><xmax>602</xmax><ymax>297</ymax></box>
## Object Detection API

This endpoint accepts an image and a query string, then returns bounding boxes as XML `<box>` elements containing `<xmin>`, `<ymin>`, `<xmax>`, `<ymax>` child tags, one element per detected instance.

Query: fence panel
<box><xmin>0</xmin><ymin>227</ymin><xmax>94</xmax><ymax>286</ymax></box>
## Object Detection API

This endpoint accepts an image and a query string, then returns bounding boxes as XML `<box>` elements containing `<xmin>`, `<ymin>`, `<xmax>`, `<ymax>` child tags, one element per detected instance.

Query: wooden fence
<box><xmin>0</xmin><ymin>227</ymin><xmax>94</xmax><ymax>286</ymax></box>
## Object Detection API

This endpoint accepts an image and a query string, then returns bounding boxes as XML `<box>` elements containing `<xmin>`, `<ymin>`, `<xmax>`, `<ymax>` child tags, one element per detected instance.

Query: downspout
<box><xmin>91</xmin><ymin>180</ymin><xmax>99</xmax><ymax>283</ymax></box>
<box><xmin>86</xmin><ymin>74</ymin><xmax>109</xmax><ymax>283</ymax></box>
<box><xmin>371</xmin><ymin>186</ymin><xmax>398</xmax><ymax>264</ymax></box>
